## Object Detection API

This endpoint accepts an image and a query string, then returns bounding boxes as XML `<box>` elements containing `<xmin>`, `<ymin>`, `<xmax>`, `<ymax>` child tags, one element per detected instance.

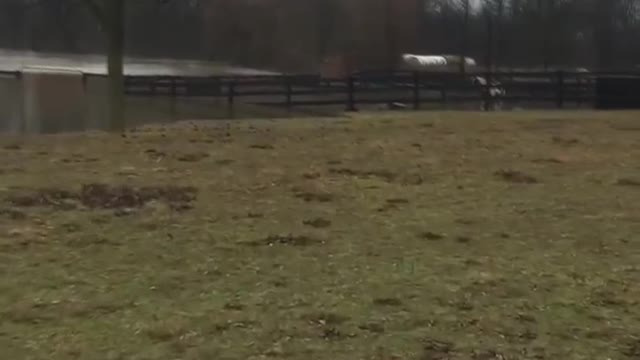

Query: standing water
<box><xmin>0</xmin><ymin>49</ymin><xmax>280</xmax><ymax>134</ymax></box>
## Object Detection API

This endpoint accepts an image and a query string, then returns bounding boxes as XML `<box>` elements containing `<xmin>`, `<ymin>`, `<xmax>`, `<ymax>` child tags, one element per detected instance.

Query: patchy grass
<box><xmin>0</xmin><ymin>111</ymin><xmax>639</xmax><ymax>359</ymax></box>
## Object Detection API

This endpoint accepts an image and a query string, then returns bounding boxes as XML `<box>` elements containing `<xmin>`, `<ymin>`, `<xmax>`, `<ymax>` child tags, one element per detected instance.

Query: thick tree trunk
<box><xmin>105</xmin><ymin>0</ymin><xmax>125</xmax><ymax>133</ymax></box>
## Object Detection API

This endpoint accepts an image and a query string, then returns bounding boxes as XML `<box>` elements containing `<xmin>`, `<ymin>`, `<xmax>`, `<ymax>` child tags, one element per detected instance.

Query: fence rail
<box><xmin>109</xmin><ymin>70</ymin><xmax>640</xmax><ymax>111</ymax></box>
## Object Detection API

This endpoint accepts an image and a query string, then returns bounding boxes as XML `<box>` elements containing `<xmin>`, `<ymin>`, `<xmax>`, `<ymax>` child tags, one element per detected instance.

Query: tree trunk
<box><xmin>105</xmin><ymin>0</ymin><xmax>125</xmax><ymax>133</ymax></box>
<box><xmin>460</xmin><ymin>0</ymin><xmax>470</xmax><ymax>74</ymax></box>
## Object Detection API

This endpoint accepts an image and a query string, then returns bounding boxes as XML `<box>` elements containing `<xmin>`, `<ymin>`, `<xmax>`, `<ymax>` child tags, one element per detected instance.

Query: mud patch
<box><xmin>6</xmin><ymin>188</ymin><xmax>77</xmax><ymax>209</ymax></box>
<box><xmin>145</xmin><ymin>149</ymin><xmax>167</xmax><ymax>161</ymax></box>
<box><xmin>303</xmin><ymin>218</ymin><xmax>332</xmax><ymax>228</ymax></box>
<box><xmin>471</xmin><ymin>349</ymin><xmax>508</xmax><ymax>360</ymax></box>
<box><xmin>329</xmin><ymin>168</ymin><xmax>396</xmax><ymax>183</ymax></box>
<box><xmin>302</xmin><ymin>312</ymin><xmax>350</xmax><ymax>326</ymax></box>
<box><xmin>176</xmin><ymin>152</ymin><xmax>209</xmax><ymax>162</ymax></box>
<box><xmin>2</xmin><ymin>144</ymin><xmax>22</xmax><ymax>150</ymax></box>
<box><xmin>6</xmin><ymin>184</ymin><xmax>197</xmax><ymax>211</ymax></box>
<box><xmin>294</xmin><ymin>191</ymin><xmax>333</xmax><ymax>203</ymax></box>
<box><xmin>552</xmin><ymin>136</ymin><xmax>580</xmax><ymax>145</ymax></box>
<box><xmin>247</xmin><ymin>212</ymin><xmax>264</xmax><ymax>219</ymax></box>
<box><xmin>532</xmin><ymin>157</ymin><xmax>565</xmax><ymax>164</ymax></box>
<box><xmin>301</xmin><ymin>171</ymin><xmax>322</xmax><ymax>180</ymax></box>
<box><xmin>249</xmin><ymin>144</ymin><xmax>275</xmax><ymax>150</ymax></box>
<box><xmin>0</xmin><ymin>208</ymin><xmax>27</xmax><ymax>220</ymax></box>
<box><xmin>494</xmin><ymin>170</ymin><xmax>539</xmax><ymax>184</ymax></box>
<box><xmin>617</xmin><ymin>178</ymin><xmax>640</xmax><ymax>187</ymax></box>
<box><xmin>60</xmin><ymin>154</ymin><xmax>100</xmax><ymax>164</ymax></box>
<box><xmin>420</xmin><ymin>338</ymin><xmax>455</xmax><ymax>360</ymax></box>
<box><xmin>246</xmin><ymin>234</ymin><xmax>323</xmax><ymax>247</ymax></box>
<box><xmin>372</xmin><ymin>297</ymin><xmax>403</xmax><ymax>307</ymax></box>
<box><xmin>456</xmin><ymin>236</ymin><xmax>472</xmax><ymax>244</ymax></box>
<box><xmin>358</xmin><ymin>322</ymin><xmax>385</xmax><ymax>334</ymax></box>
<box><xmin>609</xmin><ymin>124</ymin><xmax>640</xmax><ymax>131</ymax></box>
<box><xmin>419</xmin><ymin>231</ymin><xmax>445</xmax><ymax>241</ymax></box>
<box><xmin>377</xmin><ymin>198</ymin><xmax>410</xmax><ymax>212</ymax></box>
<box><xmin>623</xmin><ymin>339</ymin><xmax>640</xmax><ymax>358</ymax></box>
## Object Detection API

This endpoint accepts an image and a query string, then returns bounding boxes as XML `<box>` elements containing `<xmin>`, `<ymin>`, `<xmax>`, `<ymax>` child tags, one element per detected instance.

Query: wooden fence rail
<box><xmin>107</xmin><ymin>70</ymin><xmax>640</xmax><ymax>111</ymax></box>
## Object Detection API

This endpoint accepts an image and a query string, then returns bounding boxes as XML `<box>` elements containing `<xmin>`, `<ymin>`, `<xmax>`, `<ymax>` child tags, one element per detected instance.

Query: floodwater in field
<box><xmin>0</xmin><ymin>49</ymin><xmax>287</xmax><ymax>134</ymax></box>
<box><xmin>0</xmin><ymin>48</ymin><xmax>279</xmax><ymax>76</ymax></box>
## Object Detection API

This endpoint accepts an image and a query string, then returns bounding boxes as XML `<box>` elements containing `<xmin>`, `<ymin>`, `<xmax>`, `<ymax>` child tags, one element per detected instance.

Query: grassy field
<box><xmin>0</xmin><ymin>111</ymin><xmax>639</xmax><ymax>360</ymax></box>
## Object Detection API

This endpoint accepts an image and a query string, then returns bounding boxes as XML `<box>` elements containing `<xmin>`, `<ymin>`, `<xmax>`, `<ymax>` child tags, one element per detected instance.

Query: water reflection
<box><xmin>0</xmin><ymin>49</ymin><xmax>282</xmax><ymax>134</ymax></box>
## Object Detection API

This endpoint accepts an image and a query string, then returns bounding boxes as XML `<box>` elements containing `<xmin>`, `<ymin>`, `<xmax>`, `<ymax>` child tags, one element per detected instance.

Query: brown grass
<box><xmin>0</xmin><ymin>111</ymin><xmax>639</xmax><ymax>359</ymax></box>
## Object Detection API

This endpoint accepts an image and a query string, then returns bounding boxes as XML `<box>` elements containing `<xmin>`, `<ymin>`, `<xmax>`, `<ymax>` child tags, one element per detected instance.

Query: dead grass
<box><xmin>0</xmin><ymin>111</ymin><xmax>639</xmax><ymax>359</ymax></box>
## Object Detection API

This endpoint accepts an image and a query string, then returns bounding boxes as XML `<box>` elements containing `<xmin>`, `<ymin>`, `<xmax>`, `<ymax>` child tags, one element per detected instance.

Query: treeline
<box><xmin>1</xmin><ymin>0</ymin><xmax>639</xmax><ymax>71</ymax></box>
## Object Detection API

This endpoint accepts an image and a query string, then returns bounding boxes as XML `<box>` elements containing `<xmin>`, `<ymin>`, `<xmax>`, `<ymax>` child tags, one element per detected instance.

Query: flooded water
<box><xmin>0</xmin><ymin>48</ymin><xmax>279</xmax><ymax>76</ymax></box>
<box><xmin>0</xmin><ymin>49</ymin><xmax>285</xmax><ymax>134</ymax></box>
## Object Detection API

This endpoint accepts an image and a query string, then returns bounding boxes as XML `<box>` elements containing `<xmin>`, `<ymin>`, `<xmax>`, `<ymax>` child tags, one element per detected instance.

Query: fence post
<box><xmin>151</xmin><ymin>76</ymin><xmax>157</xmax><ymax>96</ymax></box>
<box><xmin>170</xmin><ymin>78</ymin><xmax>177</xmax><ymax>121</ymax></box>
<box><xmin>483</xmin><ymin>71</ymin><xmax>491</xmax><ymax>111</ymax></box>
<box><xmin>284</xmin><ymin>76</ymin><xmax>292</xmax><ymax>111</ymax></box>
<box><xmin>556</xmin><ymin>70</ymin><xmax>565</xmax><ymax>109</ymax></box>
<box><xmin>413</xmin><ymin>71</ymin><xmax>420</xmax><ymax>110</ymax></box>
<box><xmin>441</xmin><ymin>76</ymin><xmax>448</xmax><ymax>108</ymax></box>
<box><xmin>346</xmin><ymin>75</ymin><xmax>357</xmax><ymax>111</ymax></box>
<box><xmin>227</xmin><ymin>81</ymin><xmax>236</xmax><ymax>118</ymax></box>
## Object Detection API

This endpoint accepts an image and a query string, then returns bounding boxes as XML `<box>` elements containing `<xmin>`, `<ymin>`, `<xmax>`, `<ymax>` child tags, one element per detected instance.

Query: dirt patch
<box><xmin>610</xmin><ymin>125</ymin><xmax>640</xmax><ymax>132</ymax></box>
<box><xmin>249</xmin><ymin>144</ymin><xmax>275</xmax><ymax>150</ymax></box>
<box><xmin>176</xmin><ymin>152</ymin><xmax>209</xmax><ymax>162</ymax></box>
<box><xmin>386</xmin><ymin>198</ymin><xmax>410</xmax><ymax>205</ymax></box>
<box><xmin>223</xmin><ymin>303</ymin><xmax>246</xmax><ymax>311</ymax></box>
<box><xmin>302</xmin><ymin>218</ymin><xmax>332</xmax><ymax>228</ymax></box>
<box><xmin>372</xmin><ymin>297</ymin><xmax>403</xmax><ymax>307</ymax></box>
<box><xmin>420</xmin><ymin>338</ymin><xmax>455</xmax><ymax>360</ymax></box>
<box><xmin>532</xmin><ymin>157</ymin><xmax>565</xmax><ymax>164</ymax></box>
<box><xmin>247</xmin><ymin>212</ymin><xmax>264</xmax><ymax>219</ymax></box>
<box><xmin>60</xmin><ymin>154</ymin><xmax>100</xmax><ymax>164</ymax></box>
<box><xmin>617</xmin><ymin>178</ymin><xmax>640</xmax><ymax>187</ymax></box>
<box><xmin>358</xmin><ymin>322</ymin><xmax>385</xmax><ymax>334</ymax></box>
<box><xmin>471</xmin><ymin>349</ymin><xmax>508</xmax><ymax>360</ymax></box>
<box><xmin>419</xmin><ymin>232</ymin><xmax>445</xmax><ymax>241</ymax></box>
<box><xmin>215</xmin><ymin>159</ymin><xmax>235</xmax><ymax>165</ymax></box>
<box><xmin>6</xmin><ymin>188</ymin><xmax>77</xmax><ymax>209</ymax></box>
<box><xmin>294</xmin><ymin>191</ymin><xmax>333</xmax><ymax>203</ymax></box>
<box><xmin>377</xmin><ymin>198</ymin><xmax>411</xmax><ymax>212</ymax></box>
<box><xmin>623</xmin><ymin>339</ymin><xmax>640</xmax><ymax>358</ymax></box>
<box><xmin>0</xmin><ymin>208</ymin><xmax>27</xmax><ymax>220</ymax></box>
<box><xmin>145</xmin><ymin>149</ymin><xmax>167</xmax><ymax>161</ymax></box>
<box><xmin>303</xmin><ymin>312</ymin><xmax>354</xmax><ymax>341</ymax></box>
<box><xmin>6</xmin><ymin>184</ymin><xmax>197</xmax><ymax>211</ymax></box>
<box><xmin>246</xmin><ymin>234</ymin><xmax>324</xmax><ymax>247</ymax></box>
<box><xmin>2</xmin><ymin>144</ymin><xmax>22</xmax><ymax>150</ymax></box>
<box><xmin>552</xmin><ymin>136</ymin><xmax>580</xmax><ymax>145</ymax></box>
<box><xmin>329</xmin><ymin>168</ymin><xmax>397</xmax><ymax>183</ymax></box>
<box><xmin>302</xmin><ymin>171</ymin><xmax>322</xmax><ymax>180</ymax></box>
<box><xmin>321</xmin><ymin>327</ymin><xmax>354</xmax><ymax>341</ymax></box>
<box><xmin>302</xmin><ymin>312</ymin><xmax>350</xmax><ymax>326</ymax></box>
<box><xmin>494</xmin><ymin>170</ymin><xmax>539</xmax><ymax>184</ymax></box>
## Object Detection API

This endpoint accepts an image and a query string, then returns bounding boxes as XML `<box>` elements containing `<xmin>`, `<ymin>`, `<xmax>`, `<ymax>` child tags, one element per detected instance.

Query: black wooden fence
<box><xmin>2</xmin><ymin>69</ymin><xmax>635</xmax><ymax>111</ymax></box>
<box><xmin>114</xmin><ymin>70</ymin><xmax>640</xmax><ymax>111</ymax></box>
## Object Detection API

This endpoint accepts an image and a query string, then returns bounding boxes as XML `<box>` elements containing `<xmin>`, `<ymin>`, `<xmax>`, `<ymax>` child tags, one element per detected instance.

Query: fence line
<box><xmin>100</xmin><ymin>70</ymin><xmax>640</xmax><ymax>111</ymax></box>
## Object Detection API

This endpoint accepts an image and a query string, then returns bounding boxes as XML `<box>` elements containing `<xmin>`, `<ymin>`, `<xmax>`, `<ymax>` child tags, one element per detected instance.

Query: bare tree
<box><xmin>460</xmin><ymin>0</ymin><xmax>471</xmax><ymax>73</ymax></box>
